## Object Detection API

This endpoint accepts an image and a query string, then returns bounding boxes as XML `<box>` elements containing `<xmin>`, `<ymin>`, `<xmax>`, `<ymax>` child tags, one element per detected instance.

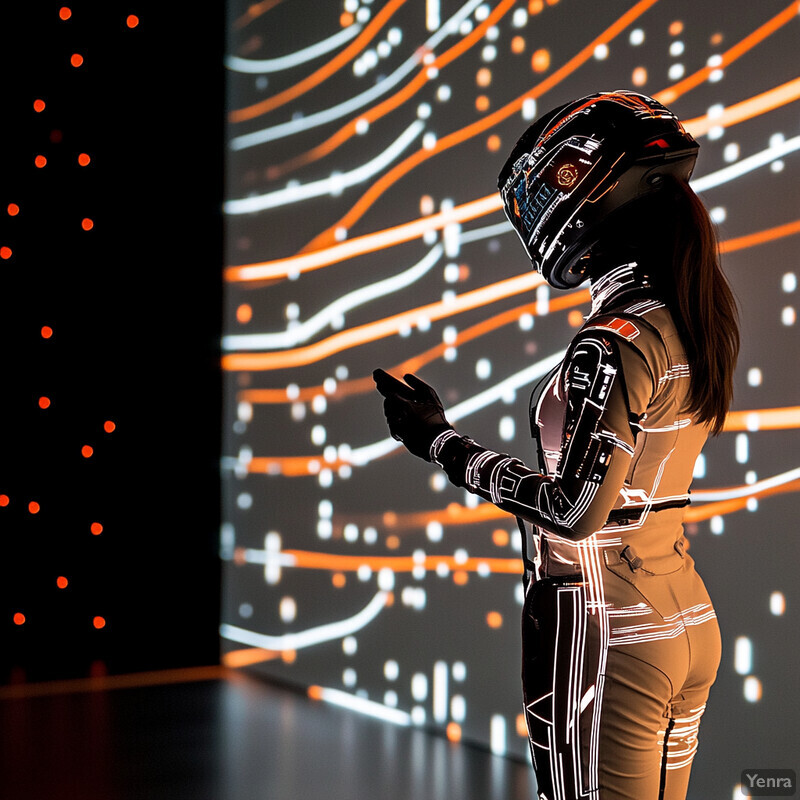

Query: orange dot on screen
<box><xmin>34</xmin><ymin>99</ymin><xmax>46</xmax><ymax>112</ymax></box>
<box><xmin>28</xmin><ymin>501</ymin><xmax>40</xmax><ymax>514</ymax></box>
<box><xmin>453</xmin><ymin>570</ymin><xmax>468</xmax><ymax>586</ymax></box>
<box><xmin>57</xmin><ymin>576</ymin><xmax>69</xmax><ymax>589</ymax></box>
<box><xmin>386</xmin><ymin>534</ymin><xmax>400</xmax><ymax>550</ymax></box>
<box><xmin>546</xmin><ymin>0</ymin><xmax>560</xmax><ymax>6</ymax></box>
<box><xmin>446</xmin><ymin>722</ymin><xmax>462</xmax><ymax>742</ymax></box>
<box><xmin>236</xmin><ymin>304</ymin><xmax>253</xmax><ymax>324</ymax></box>
<box><xmin>475</xmin><ymin>95</ymin><xmax>490</xmax><ymax>112</ymax></box>
<box><xmin>669</xmin><ymin>20</ymin><xmax>684</xmax><ymax>36</ymax></box>
<box><xmin>568</xmin><ymin>309</ymin><xmax>585</xmax><ymax>327</ymax></box>
<box><xmin>41</xmin><ymin>325</ymin><xmax>53</xmax><ymax>339</ymax></box>
<box><xmin>78</xmin><ymin>153</ymin><xmax>91</xmax><ymax>166</ymax></box>
<box><xmin>528</xmin><ymin>0</ymin><xmax>544</xmax><ymax>13</ymax></box>
<box><xmin>7</xmin><ymin>203</ymin><xmax>19</xmax><ymax>216</ymax></box>
<box><xmin>93</xmin><ymin>616</ymin><xmax>106</xmax><ymax>629</ymax></box>
<box><xmin>104</xmin><ymin>420</ymin><xmax>116</xmax><ymax>433</ymax></box>
<box><xmin>91</xmin><ymin>522</ymin><xmax>104</xmax><ymax>535</ymax></box>
<box><xmin>532</xmin><ymin>48</ymin><xmax>551</xmax><ymax>73</ymax></box>
<box><xmin>39</xmin><ymin>396</ymin><xmax>51</xmax><ymax>409</ymax></box>
<box><xmin>487</xmin><ymin>134</ymin><xmax>501</xmax><ymax>152</ymax></box>
<box><xmin>511</xmin><ymin>35</ymin><xmax>525</xmax><ymax>54</ymax></box>
<box><xmin>476</xmin><ymin>67</ymin><xmax>492</xmax><ymax>87</ymax></box>
<box><xmin>71</xmin><ymin>53</ymin><xmax>84</xmax><ymax>67</ymax></box>
<box><xmin>0</xmin><ymin>247</ymin><xmax>11</xmax><ymax>260</ymax></box>
<box><xmin>710</xmin><ymin>32</ymin><xmax>723</xmax><ymax>46</ymax></box>
<box><xmin>632</xmin><ymin>66</ymin><xmax>647</xmax><ymax>87</ymax></box>
<box><xmin>332</xmin><ymin>572</ymin><xmax>346</xmax><ymax>588</ymax></box>
<box><xmin>126</xmin><ymin>14</ymin><xmax>139</xmax><ymax>28</ymax></box>
<box><xmin>35</xmin><ymin>155</ymin><xmax>47</xmax><ymax>168</ymax></box>
<box><xmin>281</xmin><ymin>649</ymin><xmax>297</xmax><ymax>664</ymax></box>
<box><xmin>492</xmin><ymin>528</ymin><xmax>510</xmax><ymax>547</ymax></box>
<box><xmin>81</xmin><ymin>218</ymin><xmax>94</xmax><ymax>231</ymax></box>
<box><xmin>487</xmin><ymin>610</ymin><xmax>503</xmax><ymax>628</ymax></box>
<box><xmin>59</xmin><ymin>7</ymin><xmax>71</xmax><ymax>20</ymax></box>
<box><xmin>0</xmin><ymin>495</ymin><xmax>9</xmax><ymax>507</ymax></box>
<box><xmin>82</xmin><ymin>445</ymin><xmax>94</xmax><ymax>458</ymax></box>
<box><xmin>14</xmin><ymin>613</ymin><xmax>26</xmax><ymax>626</ymax></box>
<box><xmin>340</xmin><ymin>11</ymin><xmax>354</xmax><ymax>26</ymax></box>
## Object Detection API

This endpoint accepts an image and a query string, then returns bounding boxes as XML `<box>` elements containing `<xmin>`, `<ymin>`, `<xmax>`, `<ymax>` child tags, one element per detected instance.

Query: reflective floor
<box><xmin>0</xmin><ymin>667</ymin><xmax>536</xmax><ymax>800</ymax></box>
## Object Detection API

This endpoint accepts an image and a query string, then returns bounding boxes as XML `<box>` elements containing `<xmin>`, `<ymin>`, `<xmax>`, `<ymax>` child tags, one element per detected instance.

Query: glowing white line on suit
<box><xmin>225</xmin><ymin>24</ymin><xmax>363</xmax><ymax>73</ymax></box>
<box><xmin>690</xmin><ymin>135</ymin><xmax>800</xmax><ymax>191</ymax></box>
<box><xmin>222</xmin><ymin>245</ymin><xmax>443</xmax><ymax>351</ymax></box>
<box><xmin>219</xmin><ymin>590</ymin><xmax>389</xmax><ymax>650</ymax></box>
<box><xmin>692</xmin><ymin>465</ymin><xmax>800</xmax><ymax>501</ymax></box>
<box><xmin>224</xmin><ymin>121</ymin><xmax>425</xmax><ymax>213</ymax></box>
<box><xmin>229</xmin><ymin>0</ymin><xmax>485</xmax><ymax>150</ymax></box>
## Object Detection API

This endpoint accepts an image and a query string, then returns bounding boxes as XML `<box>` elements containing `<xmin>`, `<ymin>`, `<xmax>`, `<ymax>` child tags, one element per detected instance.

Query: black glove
<box><xmin>373</xmin><ymin>369</ymin><xmax>453</xmax><ymax>461</ymax></box>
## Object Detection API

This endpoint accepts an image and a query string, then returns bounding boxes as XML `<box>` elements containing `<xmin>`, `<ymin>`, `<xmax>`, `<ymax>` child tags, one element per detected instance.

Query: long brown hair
<box><xmin>624</xmin><ymin>178</ymin><xmax>740</xmax><ymax>434</ymax></box>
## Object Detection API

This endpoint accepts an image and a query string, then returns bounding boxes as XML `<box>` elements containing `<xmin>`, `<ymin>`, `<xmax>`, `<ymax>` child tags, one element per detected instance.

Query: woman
<box><xmin>373</xmin><ymin>91</ymin><xmax>739</xmax><ymax>800</ymax></box>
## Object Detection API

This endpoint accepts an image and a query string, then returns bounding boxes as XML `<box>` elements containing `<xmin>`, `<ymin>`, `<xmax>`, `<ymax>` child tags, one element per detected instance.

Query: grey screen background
<box><xmin>220</xmin><ymin>1</ymin><xmax>800</xmax><ymax>796</ymax></box>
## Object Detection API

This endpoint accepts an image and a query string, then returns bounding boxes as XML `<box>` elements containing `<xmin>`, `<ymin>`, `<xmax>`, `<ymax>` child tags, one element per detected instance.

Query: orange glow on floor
<box><xmin>91</xmin><ymin>522</ymin><xmax>103</xmax><ymax>535</ymax></box>
<box><xmin>28</xmin><ymin>502</ymin><xmax>40</xmax><ymax>514</ymax></box>
<box><xmin>222</xmin><ymin>647</ymin><xmax>281</xmax><ymax>667</ymax></box>
<box><xmin>71</xmin><ymin>53</ymin><xmax>84</xmax><ymax>67</ymax></box>
<box><xmin>78</xmin><ymin>152</ymin><xmax>91</xmax><ymax>166</ymax></box>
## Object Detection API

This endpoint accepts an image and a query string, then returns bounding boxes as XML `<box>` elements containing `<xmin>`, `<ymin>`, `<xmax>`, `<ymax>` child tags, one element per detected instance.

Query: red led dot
<box><xmin>78</xmin><ymin>153</ymin><xmax>91</xmax><ymax>166</ymax></box>
<box><xmin>33</xmin><ymin>99</ymin><xmax>46</xmax><ymax>113</ymax></box>
<box><xmin>81</xmin><ymin>445</ymin><xmax>94</xmax><ymax>458</ymax></box>
<box><xmin>35</xmin><ymin>155</ymin><xmax>47</xmax><ymax>168</ymax></box>
<box><xmin>41</xmin><ymin>325</ymin><xmax>54</xmax><ymax>339</ymax></box>
<box><xmin>14</xmin><ymin>613</ymin><xmax>26</xmax><ymax>626</ymax></box>
<box><xmin>57</xmin><ymin>576</ymin><xmax>69</xmax><ymax>589</ymax></box>
<box><xmin>0</xmin><ymin>247</ymin><xmax>12</xmax><ymax>260</ymax></box>
<box><xmin>71</xmin><ymin>53</ymin><xmax>84</xmax><ymax>68</ymax></box>
<box><xmin>81</xmin><ymin>218</ymin><xmax>94</xmax><ymax>231</ymax></box>
<box><xmin>126</xmin><ymin>14</ymin><xmax>139</xmax><ymax>28</ymax></box>
<box><xmin>93</xmin><ymin>616</ymin><xmax>106</xmax><ymax>629</ymax></box>
<box><xmin>104</xmin><ymin>420</ymin><xmax>116</xmax><ymax>433</ymax></box>
<box><xmin>91</xmin><ymin>522</ymin><xmax>104</xmax><ymax>535</ymax></box>
<box><xmin>39</xmin><ymin>396</ymin><xmax>51</xmax><ymax>409</ymax></box>
<box><xmin>0</xmin><ymin>495</ymin><xmax>9</xmax><ymax>507</ymax></box>
<box><xmin>8</xmin><ymin>203</ymin><xmax>20</xmax><ymax>216</ymax></box>
<box><xmin>28</xmin><ymin>501</ymin><xmax>40</xmax><ymax>514</ymax></box>
<box><xmin>59</xmin><ymin>6</ymin><xmax>72</xmax><ymax>20</ymax></box>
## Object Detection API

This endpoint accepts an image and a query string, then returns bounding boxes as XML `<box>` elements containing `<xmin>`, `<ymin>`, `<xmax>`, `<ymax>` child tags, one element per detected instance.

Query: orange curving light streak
<box><xmin>238</xmin><ymin>288</ymin><xmax>592</xmax><ymax>403</ymax></box>
<box><xmin>229</xmin><ymin>0</ymin><xmax>407</xmax><ymax>122</ymax></box>
<box><xmin>719</xmin><ymin>218</ymin><xmax>800</xmax><ymax>254</ymax></box>
<box><xmin>300</xmin><ymin>0</ymin><xmax>661</xmax><ymax>251</ymax></box>
<box><xmin>267</xmin><ymin>0</ymin><xmax>519</xmax><ymax>180</ymax></box>
<box><xmin>222</xmin><ymin>269</ymin><xmax>543</xmax><ymax>372</ymax></box>
<box><xmin>242</xmin><ymin>405</ymin><xmax>800</xmax><ymax>479</ymax></box>
<box><xmin>685</xmin><ymin>479</ymin><xmax>800</xmax><ymax>522</ymax></box>
<box><xmin>222</xmin><ymin>647</ymin><xmax>282</xmax><ymax>667</ymax></box>
<box><xmin>233</xmin><ymin>0</ymin><xmax>284</xmax><ymax>30</ymax></box>
<box><xmin>224</xmin><ymin>193</ymin><xmax>501</xmax><ymax>282</ymax></box>
<box><xmin>654</xmin><ymin>1</ymin><xmax>800</xmax><ymax>106</ymax></box>
<box><xmin>682</xmin><ymin>75</ymin><xmax>800</xmax><ymax>138</ymax></box>
<box><xmin>281</xmin><ymin>549</ymin><xmax>523</xmax><ymax>574</ymax></box>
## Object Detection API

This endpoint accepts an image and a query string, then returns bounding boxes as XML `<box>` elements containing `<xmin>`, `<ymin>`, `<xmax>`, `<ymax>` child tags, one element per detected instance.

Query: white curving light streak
<box><xmin>229</xmin><ymin>0</ymin><xmax>485</xmax><ymax>151</ymax></box>
<box><xmin>224</xmin><ymin>121</ymin><xmax>425</xmax><ymax>214</ymax></box>
<box><xmin>691</xmin><ymin>135</ymin><xmax>800</xmax><ymax>192</ymax></box>
<box><xmin>222</xmin><ymin>245</ymin><xmax>444</xmax><ymax>351</ymax></box>
<box><xmin>311</xmin><ymin>687</ymin><xmax>412</xmax><ymax>726</ymax></box>
<box><xmin>225</xmin><ymin>24</ymin><xmax>363</xmax><ymax>74</ymax></box>
<box><xmin>347</xmin><ymin>350</ymin><xmax>567</xmax><ymax>466</ymax></box>
<box><xmin>692</xmin><ymin>466</ymin><xmax>800</xmax><ymax>502</ymax></box>
<box><xmin>220</xmin><ymin>590</ymin><xmax>390</xmax><ymax>650</ymax></box>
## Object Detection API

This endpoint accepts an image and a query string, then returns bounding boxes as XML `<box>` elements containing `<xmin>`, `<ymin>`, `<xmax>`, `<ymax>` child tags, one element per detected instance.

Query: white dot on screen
<box><xmin>384</xmin><ymin>691</ymin><xmax>398</xmax><ymax>707</ymax></box>
<box><xmin>378</xmin><ymin>568</ymin><xmax>395</xmax><ymax>591</ymax></box>
<box><xmin>668</xmin><ymin>63</ymin><xmax>685</xmax><ymax>79</ymax></box>
<box><xmin>499</xmin><ymin>416</ymin><xmax>515</xmax><ymax>441</ymax></box>
<box><xmin>280</xmin><ymin>597</ymin><xmax>297</xmax><ymax>622</ymax></box>
<box><xmin>594</xmin><ymin>44</ymin><xmax>609</xmax><ymax>60</ymax></box>
<box><xmin>743</xmin><ymin>676</ymin><xmax>762</xmax><ymax>702</ymax></box>
<box><xmin>475</xmin><ymin>4</ymin><xmax>490</xmax><ymax>21</ymax></box>
<box><xmin>481</xmin><ymin>44</ymin><xmax>497</xmax><ymax>62</ymax></box>
<box><xmin>411</xmin><ymin>706</ymin><xmax>426</xmax><ymax>725</ymax></box>
<box><xmin>427</xmin><ymin>521</ymin><xmax>443</xmax><ymax>542</ymax></box>
<box><xmin>747</xmin><ymin>367</ymin><xmax>762</xmax><ymax>386</ymax></box>
<box><xmin>343</xmin><ymin>668</ymin><xmax>357</xmax><ymax>687</ymax></box>
<box><xmin>236</xmin><ymin>493</ymin><xmax>253</xmax><ymax>510</ymax></box>
<box><xmin>318</xmin><ymin>499</ymin><xmax>333</xmax><ymax>518</ymax></box>
<box><xmin>459</xmin><ymin>19</ymin><xmax>473</xmax><ymax>35</ymax></box>
<box><xmin>363</xmin><ymin>527</ymin><xmax>378</xmax><ymax>544</ymax></box>
<box><xmin>770</xmin><ymin>591</ymin><xmax>786</xmax><ymax>615</ymax></box>
<box><xmin>734</xmin><ymin>636</ymin><xmax>752</xmax><ymax>674</ymax></box>
<box><xmin>430</xmin><ymin>472</ymin><xmax>447</xmax><ymax>492</ymax></box>
<box><xmin>417</xmin><ymin>103</ymin><xmax>431</xmax><ymax>119</ymax></box>
<box><xmin>437</xmin><ymin>84</ymin><xmax>451</xmax><ymax>102</ymax></box>
<box><xmin>239</xmin><ymin>603</ymin><xmax>253</xmax><ymax>618</ymax></box>
<box><xmin>669</xmin><ymin>40</ymin><xmax>684</xmax><ymax>56</ymax></box>
<box><xmin>387</xmin><ymin>27</ymin><xmax>402</xmax><ymax>46</ymax></box>
<box><xmin>412</xmin><ymin>673</ymin><xmax>428</xmax><ymax>701</ymax></box>
<box><xmin>452</xmin><ymin>661</ymin><xmax>466</xmax><ymax>681</ymax></box>
<box><xmin>384</xmin><ymin>660</ymin><xmax>400</xmax><ymax>681</ymax></box>
<box><xmin>519</xmin><ymin>313</ymin><xmax>534</xmax><ymax>330</ymax></box>
<box><xmin>444</xmin><ymin>347</ymin><xmax>457</xmax><ymax>362</ymax></box>
<box><xmin>356</xmin><ymin>7</ymin><xmax>370</xmax><ymax>22</ymax></box>
<box><xmin>343</xmin><ymin>636</ymin><xmax>358</xmax><ymax>655</ymax></box>
<box><xmin>745</xmin><ymin>470</ymin><xmax>757</xmax><ymax>485</ymax></box>
<box><xmin>377</xmin><ymin>41</ymin><xmax>391</xmax><ymax>58</ymax></box>
<box><xmin>781</xmin><ymin>306</ymin><xmax>796</xmax><ymax>326</ymax></box>
<box><xmin>522</xmin><ymin>98</ymin><xmax>537</xmax><ymax>120</ymax></box>
<box><xmin>318</xmin><ymin>469</ymin><xmax>333</xmax><ymax>488</ymax></box>
<box><xmin>707</xmin><ymin>54</ymin><xmax>723</xmax><ymax>67</ymax></box>
<box><xmin>692</xmin><ymin>453</ymin><xmax>706</xmax><ymax>478</ymax></box>
<box><xmin>707</xmin><ymin>125</ymin><xmax>724</xmax><ymax>141</ymax></box>
<box><xmin>451</xmin><ymin>695</ymin><xmax>466</xmax><ymax>721</ymax></box>
<box><xmin>723</xmin><ymin>143</ymin><xmax>739</xmax><ymax>162</ymax></box>
<box><xmin>710</xmin><ymin>207</ymin><xmax>726</xmax><ymax>223</ymax></box>
<box><xmin>709</xmin><ymin>69</ymin><xmax>723</xmax><ymax>82</ymax></box>
<box><xmin>629</xmin><ymin>28</ymin><xmax>645</xmax><ymax>45</ymax></box>
<box><xmin>443</xmin><ymin>325</ymin><xmax>458</xmax><ymax>344</ymax></box>
<box><xmin>782</xmin><ymin>273</ymin><xmax>797</xmax><ymax>293</ymax></box>
<box><xmin>344</xmin><ymin>524</ymin><xmax>359</xmax><ymax>542</ymax></box>
<box><xmin>422</xmin><ymin>132</ymin><xmax>437</xmax><ymax>150</ymax></box>
<box><xmin>512</xmin><ymin>8</ymin><xmax>527</xmax><ymax>27</ymax></box>
<box><xmin>357</xmin><ymin>564</ymin><xmax>372</xmax><ymax>581</ymax></box>
<box><xmin>710</xmin><ymin>516</ymin><xmax>724</xmax><ymax>535</ymax></box>
<box><xmin>311</xmin><ymin>425</ymin><xmax>326</xmax><ymax>446</ymax></box>
<box><xmin>476</xmin><ymin>358</ymin><xmax>491</xmax><ymax>379</ymax></box>
<box><xmin>312</xmin><ymin>395</ymin><xmax>327</xmax><ymax>414</ymax></box>
<box><xmin>317</xmin><ymin>520</ymin><xmax>333</xmax><ymax>539</ymax></box>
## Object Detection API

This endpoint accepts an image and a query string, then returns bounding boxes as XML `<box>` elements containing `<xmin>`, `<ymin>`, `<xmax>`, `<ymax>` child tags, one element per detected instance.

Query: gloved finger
<box><xmin>403</xmin><ymin>372</ymin><xmax>439</xmax><ymax>402</ymax></box>
<box><xmin>373</xmin><ymin>368</ymin><xmax>414</xmax><ymax>401</ymax></box>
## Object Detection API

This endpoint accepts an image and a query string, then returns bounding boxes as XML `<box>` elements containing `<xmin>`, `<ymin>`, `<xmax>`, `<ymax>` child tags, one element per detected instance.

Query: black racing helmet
<box><xmin>497</xmin><ymin>90</ymin><xmax>699</xmax><ymax>289</ymax></box>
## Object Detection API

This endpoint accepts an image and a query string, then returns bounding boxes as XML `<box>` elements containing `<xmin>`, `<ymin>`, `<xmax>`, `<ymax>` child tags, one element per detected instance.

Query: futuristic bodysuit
<box><xmin>374</xmin><ymin>92</ymin><xmax>722</xmax><ymax>800</ymax></box>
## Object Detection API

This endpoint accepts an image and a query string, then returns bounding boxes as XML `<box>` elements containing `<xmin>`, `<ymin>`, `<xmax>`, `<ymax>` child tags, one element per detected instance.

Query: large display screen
<box><xmin>220</xmin><ymin>1</ymin><xmax>799</xmax><ymax>794</ymax></box>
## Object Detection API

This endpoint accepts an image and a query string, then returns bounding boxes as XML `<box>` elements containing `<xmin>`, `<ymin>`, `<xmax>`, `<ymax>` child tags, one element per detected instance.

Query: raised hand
<box><xmin>373</xmin><ymin>369</ymin><xmax>453</xmax><ymax>461</ymax></box>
